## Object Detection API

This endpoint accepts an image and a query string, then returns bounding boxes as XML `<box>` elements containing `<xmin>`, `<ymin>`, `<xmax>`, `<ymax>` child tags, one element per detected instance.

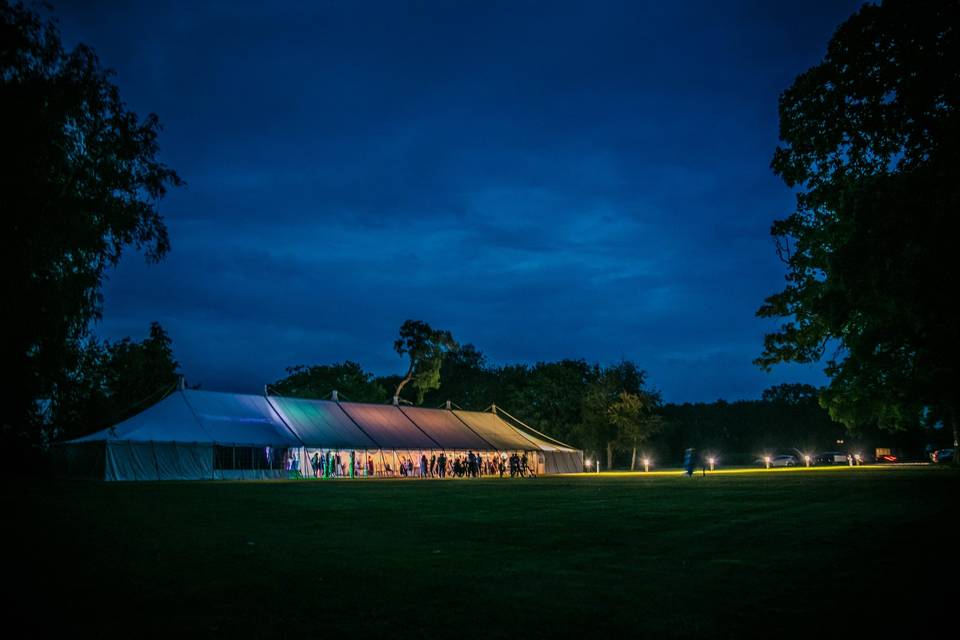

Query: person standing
<box><xmin>683</xmin><ymin>448</ymin><xmax>696</xmax><ymax>477</ymax></box>
<box><xmin>420</xmin><ymin>454</ymin><xmax>428</xmax><ymax>478</ymax></box>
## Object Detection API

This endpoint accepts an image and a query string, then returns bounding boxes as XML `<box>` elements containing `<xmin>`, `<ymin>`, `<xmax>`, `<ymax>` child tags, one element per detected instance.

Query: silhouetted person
<box><xmin>683</xmin><ymin>448</ymin><xmax>696</xmax><ymax>477</ymax></box>
<box><xmin>467</xmin><ymin>451</ymin><xmax>477</xmax><ymax>477</ymax></box>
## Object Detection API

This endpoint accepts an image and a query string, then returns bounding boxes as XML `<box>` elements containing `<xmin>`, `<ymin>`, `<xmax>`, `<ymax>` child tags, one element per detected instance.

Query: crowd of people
<box><xmin>308</xmin><ymin>450</ymin><xmax>535</xmax><ymax>478</ymax></box>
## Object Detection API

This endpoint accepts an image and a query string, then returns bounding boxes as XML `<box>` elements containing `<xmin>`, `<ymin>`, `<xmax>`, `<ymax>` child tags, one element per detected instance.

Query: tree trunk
<box><xmin>630</xmin><ymin>446</ymin><xmax>637</xmax><ymax>471</ymax></box>
<box><xmin>606</xmin><ymin>441</ymin><xmax>614</xmax><ymax>471</ymax></box>
<box><xmin>393</xmin><ymin>361</ymin><xmax>416</xmax><ymax>401</ymax></box>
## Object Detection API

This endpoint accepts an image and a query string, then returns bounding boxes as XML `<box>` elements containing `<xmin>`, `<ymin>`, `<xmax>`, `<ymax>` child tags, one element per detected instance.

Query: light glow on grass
<box><xmin>564</xmin><ymin>464</ymin><xmax>894</xmax><ymax>478</ymax></box>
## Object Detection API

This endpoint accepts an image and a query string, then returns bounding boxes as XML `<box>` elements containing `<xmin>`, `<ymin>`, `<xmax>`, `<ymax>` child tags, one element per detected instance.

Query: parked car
<box><xmin>772</xmin><ymin>454</ymin><xmax>798</xmax><ymax>467</ymax></box>
<box><xmin>931</xmin><ymin>449</ymin><xmax>955</xmax><ymax>464</ymax></box>
<box><xmin>815</xmin><ymin>452</ymin><xmax>849</xmax><ymax>465</ymax></box>
<box><xmin>753</xmin><ymin>454</ymin><xmax>799</xmax><ymax>467</ymax></box>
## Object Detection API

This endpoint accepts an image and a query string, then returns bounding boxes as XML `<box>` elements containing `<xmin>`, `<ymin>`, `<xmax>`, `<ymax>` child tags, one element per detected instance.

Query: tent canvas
<box><xmin>338</xmin><ymin>403</ymin><xmax>439</xmax><ymax>450</ymax></box>
<box><xmin>59</xmin><ymin>390</ymin><xmax>300</xmax><ymax>481</ymax></box>
<box><xmin>399</xmin><ymin>406</ymin><xmax>492</xmax><ymax>450</ymax></box>
<box><xmin>57</xmin><ymin>389</ymin><xmax>584</xmax><ymax>480</ymax></box>
<box><xmin>266</xmin><ymin>396</ymin><xmax>377</xmax><ymax>449</ymax></box>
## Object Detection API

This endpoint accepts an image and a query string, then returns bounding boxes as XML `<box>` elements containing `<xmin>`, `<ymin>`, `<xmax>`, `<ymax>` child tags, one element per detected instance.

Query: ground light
<box><xmin>804</xmin><ymin>454</ymin><xmax>811</xmax><ymax>467</ymax></box>
<box><xmin>585</xmin><ymin>459</ymin><xmax>592</xmax><ymax>472</ymax></box>
<box><xmin>642</xmin><ymin>458</ymin><xmax>650</xmax><ymax>472</ymax></box>
<box><xmin>764</xmin><ymin>456</ymin><xmax>771</xmax><ymax>469</ymax></box>
<box><xmin>708</xmin><ymin>457</ymin><xmax>716</xmax><ymax>471</ymax></box>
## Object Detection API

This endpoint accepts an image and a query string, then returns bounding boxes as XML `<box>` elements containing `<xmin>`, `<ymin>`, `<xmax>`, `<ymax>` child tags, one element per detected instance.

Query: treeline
<box><xmin>270</xmin><ymin>345</ymin><xmax>929</xmax><ymax>467</ymax></box>
<box><xmin>43</xmin><ymin>320</ymin><xmax>938</xmax><ymax>468</ymax></box>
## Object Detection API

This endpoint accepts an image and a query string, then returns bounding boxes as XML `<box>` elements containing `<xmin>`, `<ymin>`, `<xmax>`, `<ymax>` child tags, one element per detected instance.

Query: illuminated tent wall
<box><xmin>56</xmin><ymin>390</ymin><xmax>302</xmax><ymax>481</ymax></box>
<box><xmin>56</xmin><ymin>389</ymin><xmax>584</xmax><ymax>481</ymax></box>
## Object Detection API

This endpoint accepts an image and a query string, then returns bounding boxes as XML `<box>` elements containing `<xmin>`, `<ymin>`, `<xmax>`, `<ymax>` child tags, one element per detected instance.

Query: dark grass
<box><xmin>5</xmin><ymin>466</ymin><xmax>955</xmax><ymax>638</ymax></box>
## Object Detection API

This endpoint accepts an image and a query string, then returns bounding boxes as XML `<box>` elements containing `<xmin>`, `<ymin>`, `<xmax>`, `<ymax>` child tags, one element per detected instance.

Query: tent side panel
<box><xmin>153</xmin><ymin>442</ymin><xmax>215</xmax><ymax>480</ymax></box>
<box><xmin>542</xmin><ymin>450</ymin><xmax>584</xmax><ymax>474</ymax></box>
<box><xmin>105</xmin><ymin>441</ymin><xmax>156</xmax><ymax>481</ymax></box>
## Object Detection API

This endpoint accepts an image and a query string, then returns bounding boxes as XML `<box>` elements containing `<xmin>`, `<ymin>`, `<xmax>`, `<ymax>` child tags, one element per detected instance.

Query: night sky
<box><xmin>54</xmin><ymin>1</ymin><xmax>864</xmax><ymax>402</ymax></box>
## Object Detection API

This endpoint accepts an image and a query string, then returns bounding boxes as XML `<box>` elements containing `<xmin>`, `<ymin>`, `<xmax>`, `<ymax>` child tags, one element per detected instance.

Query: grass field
<box><xmin>6</xmin><ymin>466</ymin><xmax>955</xmax><ymax>638</ymax></box>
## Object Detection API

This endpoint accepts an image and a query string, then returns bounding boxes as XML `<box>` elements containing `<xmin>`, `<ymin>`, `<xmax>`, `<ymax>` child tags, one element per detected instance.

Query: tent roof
<box><xmin>69</xmin><ymin>390</ymin><xmax>300</xmax><ymax>447</ymax></box>
<box><xmin>66</xmin><ymin>390</ymin><xmax>580</xmax><ymax>454</ymax></box>
<box><xmin>267</xmin><ymin>396</ymin><xmax>377</xmax><ymax>449</ymax></box>
<box><xmin>452</xmin><ymin>410</ymin><xmax>540</xmax><ymax>451</ymax></box>
<box><xmin>338</xmin><ymin>402</ymin><xmax>439</xmax><ymax>449</ymax></box>
<box><xmin>399</xmin><ymin>406</ymin><xmax>492</xmax><ymax>450</ymax></box>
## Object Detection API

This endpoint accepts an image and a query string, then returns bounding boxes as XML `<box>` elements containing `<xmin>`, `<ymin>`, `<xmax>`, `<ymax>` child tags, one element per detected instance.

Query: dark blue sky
<box><xmin>55</xmin><ymin>0</ymin><xmax>864</xmax><ymax>402</ymax></box>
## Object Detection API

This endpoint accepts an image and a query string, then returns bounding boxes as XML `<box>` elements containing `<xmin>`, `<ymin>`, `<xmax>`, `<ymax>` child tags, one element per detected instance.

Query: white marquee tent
<box><xmin>56</xmin><ymin>389</ymin><xmax>584</xmax><ymax>481</ymax></box>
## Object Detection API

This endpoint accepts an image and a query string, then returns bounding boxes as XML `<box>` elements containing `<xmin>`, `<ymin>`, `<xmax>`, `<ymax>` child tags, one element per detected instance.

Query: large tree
<box><xmin>755</xmin><ymin>0</ymin><xmax>959</xmax><ymax>449</ymax></box>
<box><xmin>392</xmin><ymin>320</ymin><xmax>458</xmax><ymax>404</ymax></box>
<box><xmin>1</xmin><ymin>2</ymin><xmax>182</xmax><ymax>454</ymax></box>
<box><xmin>609</xmin><ymin>390</ymin><xmax>663</xmax><ymax>471</ymax></box>
<box><xmin>580</xmin><ymin>361</ymin><xmax>654</xmax><ymax>470</ymax></box>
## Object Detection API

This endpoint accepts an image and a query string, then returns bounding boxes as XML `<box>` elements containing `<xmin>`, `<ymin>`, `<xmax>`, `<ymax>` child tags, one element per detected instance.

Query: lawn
<box><xmin>6</xmin><ymin>466</ymin><xmax>954</xmax><ymax>638</ymax></box>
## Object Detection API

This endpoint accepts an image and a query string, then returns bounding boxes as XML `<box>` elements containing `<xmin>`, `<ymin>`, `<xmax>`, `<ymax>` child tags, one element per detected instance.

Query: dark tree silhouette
<box><xmin>755</xmin><ymin>0</ymin><xmax>959</xmax><ymax>448</ymax></box>
<box><xmin>53</xmin><ymin>322</ymin><xmax>181</xmax><ymax>441</ymax></box>
<box><xmin>1</xmin><ymin>2</ymin><xmax>182</xmax><ymax>456</ymax></box>
<box><xmin>271</xmin><ymin>361</ymin><xmax>387</xmax><ymax>403</ymax></box>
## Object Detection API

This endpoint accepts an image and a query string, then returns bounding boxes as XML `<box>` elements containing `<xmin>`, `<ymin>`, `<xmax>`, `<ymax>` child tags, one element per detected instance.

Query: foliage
<box><xmin>270</xmin><ymin>361</ymin><xmax>387</xmax><ymax>403</ymax></box>
<box><xmin>418</xmin><ymin>344</ymin><xmax>492</xmax><ymax>408</ymax></box>
<box><xmin>1</xmin><ymin>1</ymin><xmax>182</xmax><ymax>453</ymax></box>
<box><xmin>755</xmin><ymin>0</ymin><xmax>959</xmax><ymax>442</ymax></box>
<box><xmin>761</xmin><ymin>383</ymin><xmax>820</xmax><ymax>406</ymax></box>
<box><xmin>579</xmin><ymin>361</ymin><xmax>658</xmax><ymax>468</ymax></box>
<box><xmin>392</xmin><ymin>320</ymin><xmax>458</xmax><ymax>404</ymax></box>
<box><xmin>660</xmin><ymin>391</ymin><xmax>846</xmax><ymax>464</ymax></box>
<box><xmin>609</xmin><ymin>391</ymin><xmax>664</xmax><ymax>467</ymax></box>
<box><xmin>51</xmin><ymin>322</ymin><xmax>180</xmax><ymax>441</ymax></box>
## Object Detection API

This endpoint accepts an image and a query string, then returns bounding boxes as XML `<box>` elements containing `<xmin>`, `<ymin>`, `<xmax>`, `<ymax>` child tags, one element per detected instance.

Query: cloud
<box><xmin>59</xmin><ymin>0</ymin><xmax>858</xmax><ymax>401</ymax></box>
